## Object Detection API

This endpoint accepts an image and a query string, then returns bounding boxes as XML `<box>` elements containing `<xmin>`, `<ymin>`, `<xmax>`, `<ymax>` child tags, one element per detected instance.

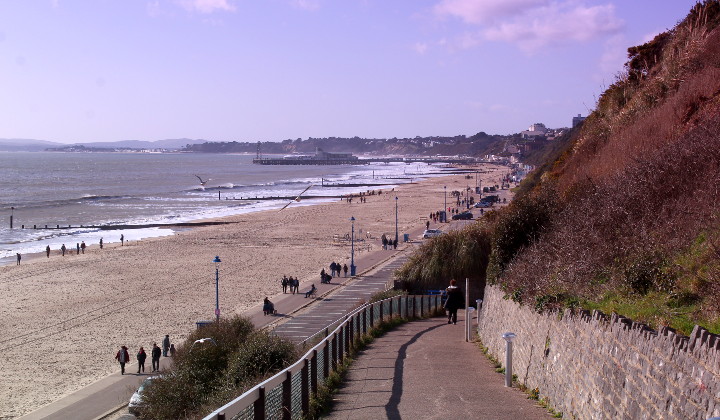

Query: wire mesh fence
<box><xmin>204</xmin><ymin>295</ymin><xmax>442</xmax><ymax>420</ymax></box>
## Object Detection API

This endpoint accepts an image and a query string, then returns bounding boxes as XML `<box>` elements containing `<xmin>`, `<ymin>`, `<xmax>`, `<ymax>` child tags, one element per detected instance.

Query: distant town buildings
<box><xmin>521</xmin><ymin>122</ymin><xmax>568</xmax><ymax>140</ymax></box>
<box><xmin>572</xmin><ymin>114</ymin><xmax>586</xmax><ymax>128</ymax></box>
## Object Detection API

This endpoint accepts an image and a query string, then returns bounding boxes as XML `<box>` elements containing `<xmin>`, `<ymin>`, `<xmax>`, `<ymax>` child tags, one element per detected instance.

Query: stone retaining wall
<box><xmin>477</xmin><ymin>285</ymin><xmax>720</xmax><ymax>420</ymax></box>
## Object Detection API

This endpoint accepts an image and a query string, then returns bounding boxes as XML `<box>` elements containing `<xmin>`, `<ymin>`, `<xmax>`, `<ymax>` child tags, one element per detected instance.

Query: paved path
<box><xmin>325</xmin><ymin>312</ymin><xmax>553</xmax><ymax>420</ymax></box>
<box><xmin>272</xmin><ymin>253</ymin><xmax>410</xmax><ymax>343</ymax></box>
<box><xmin>19</xmin><ymin>227</ymin><xmax>425</xmax><ymax>420</ymax></box>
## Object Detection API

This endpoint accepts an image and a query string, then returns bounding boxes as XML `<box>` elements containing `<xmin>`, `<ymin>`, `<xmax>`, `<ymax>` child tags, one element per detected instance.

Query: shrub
<box><xmin>140</xmin><ymin>316</ymin><xmax>297</xmax><ymax>419</ymax></box>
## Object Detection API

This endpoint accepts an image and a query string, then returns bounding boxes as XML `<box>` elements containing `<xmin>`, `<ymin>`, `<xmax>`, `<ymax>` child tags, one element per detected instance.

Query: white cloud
<box><xmin>178</xmin><ymin>0</ymin><xmax>235</xmax><ymax>14</ymax></box>
<box><xmin>291</xmin><ymin>0</ymin><xmax>320</xmax><ymax>11</ymax></box>
<box><xmin>483</xmin><ymin>3</ymin><xmax>623</xmax><ymax>50</ymax></box>
<box><xmin>413</xmin><ymin>42</ymin><xmax>429</xmax><ymax>54</ymax></box>
<box><xmin>434</xmin><ymin>0</ymin><xmax>623</xmax><ymax>51</ymax></box>
<box><xmin>434</xmin><ymin>0</ymin><xmax>549</xmax><ymax>24</ymax></box>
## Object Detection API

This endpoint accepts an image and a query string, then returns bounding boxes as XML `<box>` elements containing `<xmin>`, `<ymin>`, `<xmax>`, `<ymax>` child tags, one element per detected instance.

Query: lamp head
<box><xmin>213</xmin><ymin>256</ymin><xmax>221</xmax><ymax>267</ymax></box>
<box><xmin>502</xmin><ymin>332</ymin><xmax>517</xmax><ymax>342</ymax></box>
<box><xmin>350</xmin><ymin>216</ymin><xmax>355</xmax><ymax>222</ymax></box>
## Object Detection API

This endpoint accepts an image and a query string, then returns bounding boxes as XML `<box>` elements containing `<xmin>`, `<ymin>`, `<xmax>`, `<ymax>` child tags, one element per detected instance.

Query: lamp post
<box><xmin>350</xmin><ymin>217</ymin><xmax>356</xmax><ymax>276</ymax></box>
<box><xmin>213</xmin><ymin>256</ymin><xmax>221</xmax><ymax>322</ymax></box>
<box><xmin>394</xmin><ymin>196</ymin><xmax>398</xmax><ymax>244</ymax></box>
<box><xmin>443</xmin><ymin>186</ymin><xmax>447</xmax><ymax>222</ymax></box>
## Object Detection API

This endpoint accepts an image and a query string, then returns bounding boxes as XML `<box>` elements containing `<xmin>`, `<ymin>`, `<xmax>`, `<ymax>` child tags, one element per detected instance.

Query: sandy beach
<box><xmin>0</xmin><ymin>166</ymin><xmax>507</xmax><ymax>418</ymax></box>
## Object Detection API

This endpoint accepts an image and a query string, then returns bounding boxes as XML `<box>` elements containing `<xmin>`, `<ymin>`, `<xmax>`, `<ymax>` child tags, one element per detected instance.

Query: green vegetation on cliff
<box><xmin>396</xmin><ymin>0</ymin><xmax>720</xmax><ymax>335</ymax></box>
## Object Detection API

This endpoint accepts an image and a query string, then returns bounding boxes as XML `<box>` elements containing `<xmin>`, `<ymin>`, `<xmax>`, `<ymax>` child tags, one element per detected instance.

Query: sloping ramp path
<box><xmin>325</xmin><ymin>312</ymin><xmax>553</xmax><ymax>420</ymax></box>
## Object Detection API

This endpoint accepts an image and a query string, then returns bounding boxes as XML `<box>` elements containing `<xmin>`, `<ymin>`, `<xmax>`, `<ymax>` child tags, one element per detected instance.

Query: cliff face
<box><xmin>496</xmin><ymin>1</ymin><xmax>720</xmax><ymax>333</ymax></box>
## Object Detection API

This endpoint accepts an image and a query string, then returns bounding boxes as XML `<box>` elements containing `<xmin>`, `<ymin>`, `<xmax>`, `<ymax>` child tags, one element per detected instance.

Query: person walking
<box><xmin>443</xmin><ymin>279</ymin><xmax>464</xmax><ymax>325</ymax></box>
<box><xmin>151</xmin><ymin>343</ymin><xmax>161</xmax><ymax>372</ymax></box>
<box><xmin>115</xmin><ymin>345</ymin><xmax>130</xmax><ymax>375</ymax></box>
<box><xmin>136</xmin><ymin>347</ymin><xmax>147</xmax><ymax>373</ymax></box>
<box><xmin>343</xmin><ymin>263</ymin><xmax>348</xmax><ymax>277</ymax></box>
<box><xmin>80</xmin><ymin>241</ymin><xmax>86</xmax><ymax>254</ymax></box>
<box><xmin>426</xmin><ymin>220</ymin><xmax>430</xmax><ymax>230</ymax></box>
<box><xmin>169</xmin><ymin>344</ymin><xmax>176</xmax><ymax>357</ymax></box>
<box><xmin>99</xmin><ymin>237</ymin><xmax>103</xmax><ymax>249</ymax></box>
<box><xmin>61</xmin><ymin>244</ymin><xmax>66</xmax><ymax>256</ymax></box>
<box><xmin>120</xmin><ymin>234</ymin><xmax>124</xmax><ymax>246</ymax></box>
<box><xmin>16</xmin><ymin>253</ymin><xmax>21</xmax><ymax>265</ymax></box>
<box><xmin>76</xmin><ymin>243</ymin><xmax>80</xmax><ymax>255</ymax></box>
<box><xmin>281</xmin><ymin>275</ymin><xmax>288</xmax><ymax>294</ymax></box>
<box><xmin>162</xmin><ymin>335</ymin><xmax>170</xmax><ymax>357</ymax></box>
<box><xmin>46</xmin><ymin>245</ymin><xmax>51</xmax><ymax>258</ymax></box>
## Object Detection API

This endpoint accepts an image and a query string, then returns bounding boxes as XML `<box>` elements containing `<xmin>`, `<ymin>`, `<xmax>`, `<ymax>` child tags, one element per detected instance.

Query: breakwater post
<box><xmin>10</xmin><ymin>207</ymin><xmax>14</xmax><ymax>229</ymax></box>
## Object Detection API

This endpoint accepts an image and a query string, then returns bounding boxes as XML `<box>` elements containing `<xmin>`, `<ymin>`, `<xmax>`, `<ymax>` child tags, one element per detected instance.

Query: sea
<box><xmin>0</xmin><ymin>152</ymin><xmax>445</xmax><ymax>263</ymax></box>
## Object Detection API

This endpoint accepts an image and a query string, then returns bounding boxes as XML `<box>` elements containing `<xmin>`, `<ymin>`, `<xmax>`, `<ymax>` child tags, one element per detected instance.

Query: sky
<box><xmin>0</xmin><ymin>0</ymin><xmax>701</xmax><ymax>143</ymax></box>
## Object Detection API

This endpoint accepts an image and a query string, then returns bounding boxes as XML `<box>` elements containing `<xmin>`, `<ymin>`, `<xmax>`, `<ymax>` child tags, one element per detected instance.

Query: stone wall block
<box><xmin>476</xmin><ymin>285</ymin><xmax>720</xmax><ymax>420</ymax></box>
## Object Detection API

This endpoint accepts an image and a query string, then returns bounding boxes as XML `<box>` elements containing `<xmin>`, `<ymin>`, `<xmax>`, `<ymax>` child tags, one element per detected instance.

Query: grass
<box><xmin>579</xmin><ymin>291</ymin><xmax>720</xmax><ymax>336</ymax></box>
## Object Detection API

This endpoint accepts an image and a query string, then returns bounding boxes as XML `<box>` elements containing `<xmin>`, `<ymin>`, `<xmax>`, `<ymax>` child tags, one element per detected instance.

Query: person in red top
<box><xmin>115</xmin><ymin>346</ymin><xmax>130</xmax><ymax>375</ymax></box>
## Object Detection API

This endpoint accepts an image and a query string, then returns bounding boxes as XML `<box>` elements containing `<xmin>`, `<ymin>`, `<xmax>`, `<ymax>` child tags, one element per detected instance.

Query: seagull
<box><xmin>279</xmin><ymin>184</ymin><xmax>313</xmax><ymax>211</ymax></box>
<box><xmin>195</xmin><ymin>175</ymin><xmax>210</xmax><ymax>186</ymax></box>
<box><xmin>191</xmin><ymin>337</ymin><xmax>217</xmax><ymax>348</ymax></box>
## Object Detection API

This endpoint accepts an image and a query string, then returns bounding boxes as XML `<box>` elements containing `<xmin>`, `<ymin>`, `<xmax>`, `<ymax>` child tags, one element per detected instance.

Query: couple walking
<box><xmin>115</xmin><ymin>336</ymin><xmax>173</xmax><ymax>375</ymax></box>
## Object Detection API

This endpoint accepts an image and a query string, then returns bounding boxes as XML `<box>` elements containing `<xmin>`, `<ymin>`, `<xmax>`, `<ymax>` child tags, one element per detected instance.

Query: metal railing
<box><xmin>203</xmin><ymin>294</ymin><xmax>442</xmax><ymax>420</ymax></box>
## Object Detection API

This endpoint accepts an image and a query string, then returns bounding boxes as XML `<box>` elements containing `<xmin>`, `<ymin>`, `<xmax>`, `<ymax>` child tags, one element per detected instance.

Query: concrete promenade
<box><xmin>18</xmin><ymin>227</ymin><xmax>424</xmax><ymax>420</ymax></box>
<box><xmin>325</xmin><ymin>312</ymin><xmax>553</xmax><ymax>420</ymax></box>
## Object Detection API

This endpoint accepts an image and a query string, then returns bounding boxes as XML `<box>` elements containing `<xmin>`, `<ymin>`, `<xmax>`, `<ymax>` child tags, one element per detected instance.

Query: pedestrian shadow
<box><xmin>385</xmin><ymin>322</ymin><xmax>444</xmax><ymax>419</ymax></box>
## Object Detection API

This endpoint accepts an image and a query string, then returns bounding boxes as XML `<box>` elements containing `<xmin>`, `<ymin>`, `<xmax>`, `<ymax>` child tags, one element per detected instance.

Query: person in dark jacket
<box><xmin>136</xmin><ymin>347</ymin><xmax>147</xmax><ymax>373</ymax></box>
<box><xmin>162</xmin><ymin>335</ymin><xmax>170</xmax><ymax>357</ymax></box>
<box><xmin>115</xmin><ymin>345</ymin><xmax>130</xmax><ymax>375</ymax></box>
<box><xmin>443</xmin><ymin>279</ymin><xmax>463</xmax><ymax>325</ymax></box>
<box><xmin>151</xmin><ymin>343</ymin><xmax>161</xmax><ymax>372</ymax></box>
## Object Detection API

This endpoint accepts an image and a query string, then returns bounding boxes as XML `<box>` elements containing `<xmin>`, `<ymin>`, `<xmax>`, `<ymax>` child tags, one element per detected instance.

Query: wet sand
<box><xmin>0</xmin><ymin>165</ymin><xmax>507</xmax><ymax>418</ymax></box>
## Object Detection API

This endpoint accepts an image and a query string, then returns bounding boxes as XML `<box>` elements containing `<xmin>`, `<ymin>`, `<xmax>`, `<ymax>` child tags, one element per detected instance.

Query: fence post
<box><xmin>311</xmin><ymin>350</ymin><xmax>318</xmax><ymax>397</ymax></box>
<box><xmin>302</xmin><ymin>359</ymin><xmax>310</xmax><ymax>416</ymax></box>
<box><xmin>254</xmin><ymin>386</ymin><xmax>266</xmax><ymax>420</ymax></box>
<box><xmin>379</xmin><ymin>300</ymin><xmax>384</xmax><ymax>322</ymax></box>
<box><xmin>282</xmin><ymin>371</ymin><xmax>291</xmax><ymax>420</ymax></box>
<box><xmin>389</xmin><ymin>298</ymin><xmax>393</xmax><ymax>318</ymax></box>
<box><xmin>420</xmin><ymin>295</ymin><xmax>424</xmax><ymax>317</ymax></box>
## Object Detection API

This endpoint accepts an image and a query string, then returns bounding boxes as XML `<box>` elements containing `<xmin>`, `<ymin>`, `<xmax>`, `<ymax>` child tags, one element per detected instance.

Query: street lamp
<box><xmin>213</xmin><ymin>256</ymin><xmax>221</xmax><ymax>322</ymax></box>
<box><xmin>350</xmin><ymin>217</ymin><xmax>356</xmax><ymax>276</ymax></box>
<box><xmin>394</xmin><ymin>196</ymin><xmax>398</xmax><ymax>244</ymax></box>
<box><xmin>443</xmin><ymin>186</ymin><xmax>447</xmax><ymax>222</ymax></box>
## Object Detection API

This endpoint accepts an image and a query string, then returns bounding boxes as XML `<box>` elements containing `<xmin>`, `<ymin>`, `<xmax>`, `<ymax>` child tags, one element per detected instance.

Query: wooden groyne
<box><xmin>17</xmin><ymin>221</ymin><xmax>237</xmax><ymax>230</ymax></box>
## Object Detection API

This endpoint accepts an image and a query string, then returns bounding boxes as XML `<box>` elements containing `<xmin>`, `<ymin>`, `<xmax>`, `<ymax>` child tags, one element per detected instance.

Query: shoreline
<box><xmin>0</xmin><ymin>164</ymin><xmax>507</xmax><ymax>418</ymax></box>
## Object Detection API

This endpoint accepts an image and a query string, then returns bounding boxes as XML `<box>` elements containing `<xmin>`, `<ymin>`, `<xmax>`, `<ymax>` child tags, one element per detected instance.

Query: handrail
<box><xmin>203</xmin><ymin>294</ymin><xmax>441</xmax><ymax>420</ymax></box>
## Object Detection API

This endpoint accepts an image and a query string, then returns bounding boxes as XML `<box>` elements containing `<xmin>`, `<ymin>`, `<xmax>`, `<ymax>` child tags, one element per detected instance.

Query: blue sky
<box><xmin>0</xmin><ymin>0</ymin><xmax>699</xmax><ymax>143</ymax></box>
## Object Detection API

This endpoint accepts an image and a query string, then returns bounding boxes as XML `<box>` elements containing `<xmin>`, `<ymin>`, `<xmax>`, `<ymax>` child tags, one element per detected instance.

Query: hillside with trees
<box><xmin>397</xmin><ymin>0</ymin><xmax>720</xmax><ymax>335</ymax></box>
<box><xmin>180</xmin><ymin>131</ymin><xmax>560</xmax><ymax>159</ymax></box>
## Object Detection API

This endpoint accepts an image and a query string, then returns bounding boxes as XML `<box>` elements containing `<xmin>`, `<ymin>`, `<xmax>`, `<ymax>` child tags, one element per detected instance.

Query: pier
<box><xmin>253</xmin><ymin>156</ymin><xmax>484</xmax><ymax>166</ymax></box>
